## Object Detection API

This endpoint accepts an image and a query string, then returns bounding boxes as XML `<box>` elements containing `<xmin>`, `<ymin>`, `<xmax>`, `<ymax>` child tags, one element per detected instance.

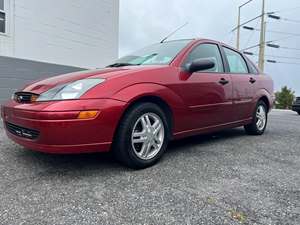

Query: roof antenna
<box><xmin>160</xmin><ymin>22</ymin><xmax>189</xmax><ymax>43</ymax></box>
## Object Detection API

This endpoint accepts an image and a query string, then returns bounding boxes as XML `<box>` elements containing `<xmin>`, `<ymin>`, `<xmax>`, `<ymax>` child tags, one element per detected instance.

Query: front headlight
<box><xmin>36</xmin><ymin>78</ymin><xmax>105</xmax><ymax>101</ymax></box>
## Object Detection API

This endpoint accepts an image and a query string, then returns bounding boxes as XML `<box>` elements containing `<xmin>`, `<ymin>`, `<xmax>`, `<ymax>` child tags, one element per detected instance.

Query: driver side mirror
<box><xmin>186</xmin><ymin>59</ymin><xmax>215</xmax><ymax>73</ymax></box>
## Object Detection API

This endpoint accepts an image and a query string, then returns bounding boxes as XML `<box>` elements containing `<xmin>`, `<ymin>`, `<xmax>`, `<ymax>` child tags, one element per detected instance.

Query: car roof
<box><xmin>166</xmin><ymin>38</ymin><xmax>261</xmax><ymax>73</ymax></box>
<box><xmin>163</xmin><ymin>38</ymin><xmax>238</xmax><ymax>51</ymax></box>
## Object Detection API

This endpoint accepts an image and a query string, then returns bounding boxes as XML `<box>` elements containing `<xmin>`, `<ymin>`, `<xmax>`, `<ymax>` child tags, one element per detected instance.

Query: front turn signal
<box><xmin>30</xmin><ymin>95</ymin><xmax>39</xmax><ymax>102</ymax></box>
<box><xmin>77</xmin><ymin>110</ymin><xmax>99</xmax><ymax>119</ymax></box>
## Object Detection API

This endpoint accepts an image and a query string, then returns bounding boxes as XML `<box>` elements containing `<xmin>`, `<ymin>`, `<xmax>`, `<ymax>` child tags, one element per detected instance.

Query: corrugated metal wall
<box><xmin>0</xmin><ymin>56</ymin><xmax>84</xmax><ymax>103</ymax></box>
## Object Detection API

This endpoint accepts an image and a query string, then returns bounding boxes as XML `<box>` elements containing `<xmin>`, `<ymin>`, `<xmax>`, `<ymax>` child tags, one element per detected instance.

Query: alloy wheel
<box><xmin>256</xmin><ymin>105</ymin><xmax>267</xmax><ymax>131</ymax></box>
<box><xmin>131</xmin><ymin>113</ymin><xmax>165</xmax><ymax>160</ymax></box>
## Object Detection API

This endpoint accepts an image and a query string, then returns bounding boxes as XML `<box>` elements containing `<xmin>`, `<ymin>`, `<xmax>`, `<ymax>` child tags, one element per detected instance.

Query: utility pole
<box><xmin>237</xmin><ymin>1</ymin><xmax>289</xmax><ymax>68</ymax></box>
<box><xmin>258</xmin><ymin>0</ymin><xmax>266</xmax><ymax>72</ymax></box>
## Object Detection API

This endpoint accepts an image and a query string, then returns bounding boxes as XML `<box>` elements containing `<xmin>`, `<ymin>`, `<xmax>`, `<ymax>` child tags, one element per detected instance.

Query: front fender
<box><xmin>112</xmin><ymin>83</ymin><xmax>187</xmax><ymax>110</ymax></box>
<box><xmin>112</xmin><ymin>83</ymin><xmax>190</xmax><ymax>134</ymax></box>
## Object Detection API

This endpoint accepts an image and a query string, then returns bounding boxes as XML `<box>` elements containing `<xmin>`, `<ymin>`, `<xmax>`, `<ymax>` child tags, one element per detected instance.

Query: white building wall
<box><xmin>0</xmin><ymin>0</ymin><xmax>119</xmax><ymax>68</ymax></box>
<box><xmin>0</xmin><ymin>0</ymin><xmax>15</xmax><ymax>56</ymax></box>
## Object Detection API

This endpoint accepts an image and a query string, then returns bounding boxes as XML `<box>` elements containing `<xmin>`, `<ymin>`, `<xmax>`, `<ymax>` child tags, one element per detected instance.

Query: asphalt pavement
<box><xmin>0</xmin><ymin>110</ymin><xmax>299</xmax><ymax>225</ymax></box>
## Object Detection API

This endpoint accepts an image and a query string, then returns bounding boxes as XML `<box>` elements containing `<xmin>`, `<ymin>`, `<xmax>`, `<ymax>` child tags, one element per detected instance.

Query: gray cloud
<box><xmin>120</xmin><ymin>0</ymin><xmax>300</xmax><ymax>95</ymax></box>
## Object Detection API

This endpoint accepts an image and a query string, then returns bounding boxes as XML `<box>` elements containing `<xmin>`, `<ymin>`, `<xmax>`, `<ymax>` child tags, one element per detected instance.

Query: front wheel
<box><xmin>112</xmin><ymin>102</ymin><xmax>169</xmax><ymax>169</ymax></box>
<box><xmin>244</xmin><ymin>101</ymin><xmax>268</xmax><ymax>135</ymax></box>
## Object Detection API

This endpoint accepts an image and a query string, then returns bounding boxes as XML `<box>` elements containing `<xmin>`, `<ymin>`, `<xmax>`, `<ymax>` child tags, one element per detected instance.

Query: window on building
<box><xmin>0</xmin><ymin>0</ymin><xmax>6</xmax><ymax>33</ymax></box>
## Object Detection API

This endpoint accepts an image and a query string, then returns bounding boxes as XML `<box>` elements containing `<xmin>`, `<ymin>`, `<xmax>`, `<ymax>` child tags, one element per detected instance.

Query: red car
<box><xmin>1</xmin><ymin>39</ymin><xmax>274</xmax><ymax>168</ymax></box>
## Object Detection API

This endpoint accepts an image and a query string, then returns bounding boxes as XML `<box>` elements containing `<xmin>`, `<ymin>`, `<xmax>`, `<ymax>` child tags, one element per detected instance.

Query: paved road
<box><xmin>0</xmin><ymin>110</ymin><xmax>299</xmax><ymax>225</ymax></box>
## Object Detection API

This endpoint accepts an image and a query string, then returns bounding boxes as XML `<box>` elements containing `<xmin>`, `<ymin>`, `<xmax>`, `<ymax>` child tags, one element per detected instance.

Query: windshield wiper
<box><xmin>106</xmin><ymin>63</ymin><xmax>139</xmax><ymax>68</ymax></box>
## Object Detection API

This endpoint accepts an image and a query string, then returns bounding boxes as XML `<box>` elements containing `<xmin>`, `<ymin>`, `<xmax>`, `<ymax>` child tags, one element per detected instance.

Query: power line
<box><xmin>251</xmin><ymin>28</ymin><xmax>300</xmax><ymax>37</ymax></box>
<box><xmin>232</xmin><ymin>14</ymin><xmax>263</xmax><ymax>32</ymax></box>
<box><xmin>282</xmin><ymin>18</ymin><xmax>300</xmax><ymax>24</ymax></box>
<box><xmin>265</xmin><ymin>30</ymin><xmax>300</xmax><ymax>37</ymax></box>
<box><xmin>267</xmin><ymin>15</ymin><xmax>300</xmax><ymax>24</ymax></box>
<box><xmin>243</xmin><ymin>19</ymin><xmax>260</xmax><ymax>49</ymax></box>
<box><xmin>271</xmin><ymin>6</ymin><xmax>300</xmax><ymax>14</ymax></box>
<box><xmin>281</xmin><ymin>46</ymin><xmax>300</xmax><ymax>51</ymax></box>
<box><xmin>242</xmin><ymin>43</ymin><xmax>260</xmax><ymax>51</ymax></box>
<box><xmin>267</xmin><ymin>61</ymin><xmax>300</xmax><ymax>65</ymax></box>
<box><xmin>266</xmin><ymin>35</ymin><xmax>298</xmax><ymax>43</ymax></box>
<box><xmin>246</xmin><ymin>53</ymin><xmax>300</xmax><ymax>61</ymax></box>
<box><xmin>265</xmin><ymin>54</ymin><xmax>300</xmax><ymax>60</ymax></box>
<box><xmin>266</xmin><ymin>44</ymin><xmax>300</xmax><ymax>51</ymax></box>
<box><xmin>241</xmin><ymin>36</ymin><xmax>295</xmax><ymax>51</ymax></box>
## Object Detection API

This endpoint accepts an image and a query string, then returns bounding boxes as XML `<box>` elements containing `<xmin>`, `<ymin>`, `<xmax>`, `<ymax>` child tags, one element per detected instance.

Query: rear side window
<box><xmin>246</xmin><ymin>58</ymin><xmax>259</xmax><ymax>74</ymax></box>
<box><xmin>184</xmin><ymin>44</ymin><xmax>224</xmax><ymax>73</ymax></box>
<box><xmin>223</xmin><ymin>47</ymin><xmax>249</xmax><ymax>74</ymax></box>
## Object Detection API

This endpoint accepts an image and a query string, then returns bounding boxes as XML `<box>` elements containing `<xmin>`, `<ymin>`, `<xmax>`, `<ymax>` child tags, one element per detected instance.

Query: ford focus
<box><xmin>1</xmin><ymin>39</ymin><xmax>274</xmax><ymax>168</ymax></box>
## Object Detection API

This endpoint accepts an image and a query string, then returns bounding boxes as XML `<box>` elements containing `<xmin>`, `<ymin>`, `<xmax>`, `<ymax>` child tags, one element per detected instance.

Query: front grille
<box><xmin>6</xmin><ymin>122</ymin><xmax>40</xmax><ymax>140</ymax></box>
<box><xmin>14</xmin><ymin>92</ymin><xmax>39</xmax><ymax>104</ymax></box>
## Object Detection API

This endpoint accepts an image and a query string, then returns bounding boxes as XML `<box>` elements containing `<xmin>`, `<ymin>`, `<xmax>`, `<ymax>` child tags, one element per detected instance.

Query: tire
<box><xmin>112</xmin><ymin>102</ymin><xmax>170</xmax><ymax>169</ymax></box>
<box><xmin>298</xmin><ymin>112</ymin><xmax>300</xmax><ymax>115</ymax></box>
<box><xmin>244</xmin><ymin>100</ymin><xmax>268</xmax><ymax>135</ymax></box>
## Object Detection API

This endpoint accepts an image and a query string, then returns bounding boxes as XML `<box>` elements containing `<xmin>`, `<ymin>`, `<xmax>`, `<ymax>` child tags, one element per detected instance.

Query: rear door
<box><xmin>222</xmin><ymin>47</ymin><xmax>255</xmax><ymax>121</ymax></box>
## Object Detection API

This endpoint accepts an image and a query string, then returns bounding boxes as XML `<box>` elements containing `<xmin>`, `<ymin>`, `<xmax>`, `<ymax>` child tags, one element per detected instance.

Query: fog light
<box><xmin>77</xmin><ymin>111</ymin><xmax>99</xmax><ymax>119</ymax></box>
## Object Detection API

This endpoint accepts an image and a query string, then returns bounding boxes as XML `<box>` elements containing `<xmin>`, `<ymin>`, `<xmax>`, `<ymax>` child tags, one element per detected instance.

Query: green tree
<box><xmin>275</xmin><ymin>86</ymin><xmax>295</xmax><ymax>109</ymax></box>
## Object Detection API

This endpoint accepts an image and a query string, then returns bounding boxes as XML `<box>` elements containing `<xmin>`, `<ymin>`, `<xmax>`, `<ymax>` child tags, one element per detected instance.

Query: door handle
<box><xmin>219</xmin><ymin>78</ymin><xmax>229</xmax><ymax>85</ymax></box>
<box><xmin>249</xmin><ymin>77</ymin><xmax>256</xmax><ymax>84</ymax></box>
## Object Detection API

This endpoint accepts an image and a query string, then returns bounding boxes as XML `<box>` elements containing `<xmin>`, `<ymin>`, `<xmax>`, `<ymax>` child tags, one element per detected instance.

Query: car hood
<box><xmin>22</xmin><ymin>66</ymin><xmax>164</xmax><ymax>94</ymax></box>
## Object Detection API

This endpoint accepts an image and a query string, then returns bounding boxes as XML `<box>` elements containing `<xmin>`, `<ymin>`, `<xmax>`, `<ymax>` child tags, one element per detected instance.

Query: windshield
<box><xmin>108</xmin><ymin>40</ymin><xmax>192</xmax><ymax>67</ymax></box>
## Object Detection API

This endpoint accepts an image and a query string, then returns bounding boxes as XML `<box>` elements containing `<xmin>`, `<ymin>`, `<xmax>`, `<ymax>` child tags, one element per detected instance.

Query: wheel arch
<box><xmin>117</xmin><ymin>95</ymin><xmax>174</xmax><ymax>139</ymax></box>
<box><xmin>254</xmin><ymin>88</ymin><xmax>274</xmax><ymax>113</ymax></box>
<box><xmin>258</xmin><ymin>96</ymin><xmax>270</xmax><ymax>112</ymax></box>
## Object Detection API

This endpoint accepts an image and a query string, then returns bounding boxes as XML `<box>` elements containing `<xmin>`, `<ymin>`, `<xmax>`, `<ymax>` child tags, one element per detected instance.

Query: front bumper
<box><xmin>1</xmin><ymin>99</ymin><xmax>127</xmax><ymax>154</ymax></box>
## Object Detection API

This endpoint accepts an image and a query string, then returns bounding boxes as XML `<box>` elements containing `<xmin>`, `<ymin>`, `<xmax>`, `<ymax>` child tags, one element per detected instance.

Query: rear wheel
<box><xmin>112</xmin><ymin>102</ymin><xmax>169</xmax><ymax>169</ymax></box>
<box><xmin>244</xmin><ymin>100</ymin><xmax>268</xmax><ymax>135</ymax></box>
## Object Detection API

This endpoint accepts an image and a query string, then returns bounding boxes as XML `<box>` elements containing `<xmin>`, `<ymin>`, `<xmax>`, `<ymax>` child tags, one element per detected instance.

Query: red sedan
<box><xmin>1</xmin><ymin>39</ymin><xmax>274</xmax><ymax>168</ymax></box>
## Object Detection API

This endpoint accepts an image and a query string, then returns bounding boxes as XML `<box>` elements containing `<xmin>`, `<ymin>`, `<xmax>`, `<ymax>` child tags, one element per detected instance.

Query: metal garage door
<box><xmin>0</xmin><ymin>56</ymin><xmax>84</xmax><ymax>103</ymax></box>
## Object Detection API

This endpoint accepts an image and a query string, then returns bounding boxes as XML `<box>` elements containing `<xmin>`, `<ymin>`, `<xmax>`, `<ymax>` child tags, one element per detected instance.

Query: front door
<box><xmin>175</xmin><ymin>43</ymin><xmax>234</xmax><ymax>130</ymax></box>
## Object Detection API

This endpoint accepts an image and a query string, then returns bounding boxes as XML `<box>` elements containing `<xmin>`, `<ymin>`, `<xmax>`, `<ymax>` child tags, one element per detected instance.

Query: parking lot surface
<box><xmin>0</xmin><ymin>110</ymin><xmax>299</xmax><ymax>225</ymax></box>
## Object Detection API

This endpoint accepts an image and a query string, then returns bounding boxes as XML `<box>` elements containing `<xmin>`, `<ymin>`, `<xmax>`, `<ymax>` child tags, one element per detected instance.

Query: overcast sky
<box><xmin>119</xmin><ymin>0</ymin><xmax>300</xmax><ymax>95</ymax></box>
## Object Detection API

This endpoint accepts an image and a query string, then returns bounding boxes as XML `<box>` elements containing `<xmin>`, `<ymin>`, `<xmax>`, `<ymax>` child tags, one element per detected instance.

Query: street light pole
<box><xmin>236</xmin><ymin>0</ymin><xmax>254</xmax><ymax>50</ymax></box>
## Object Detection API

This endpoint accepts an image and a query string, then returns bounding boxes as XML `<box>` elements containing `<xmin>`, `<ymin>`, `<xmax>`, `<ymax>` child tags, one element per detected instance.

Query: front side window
<box><xmin>109</xmin><ymin>40</ymin><xmax>192</xmax><ymax>67</ymax></box>
<box><xmin>0</xmin><ymin>0</ymin><xmax>6</xmax><ymax>33</ymax></box>
<box><xmin>183</xmin><ymin>43</ymin><xmax>224</xmax><ymax>73</ymax></box>
<box><xmin>223</xmin><ymin>47</ymin><xmax>249</xmax><ymax>74</ymax></box>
